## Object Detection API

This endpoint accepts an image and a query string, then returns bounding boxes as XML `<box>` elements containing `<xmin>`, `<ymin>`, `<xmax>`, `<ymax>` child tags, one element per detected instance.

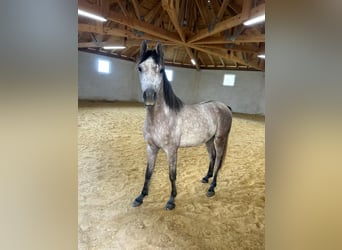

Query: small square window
<box><xmin>165</xmin><ymin>69</ymin><xmax>173</xmax><ymax>81</ymax></box>
<box><xmin>97</xmin><ymin>59</ymin><xmax>110</xmax><ymax>74</ymax></box>
<box><xmin>223</xmin><ymin>74</ymin><xmax>235</xmax><ymax>86</ymax></box>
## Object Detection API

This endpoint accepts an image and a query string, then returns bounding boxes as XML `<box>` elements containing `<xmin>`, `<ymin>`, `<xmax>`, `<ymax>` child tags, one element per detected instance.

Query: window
<box><xmin>165</xmin><ymin>69</ymin><xmax>173</xmax><ymax>81</ymax></box>
<box><xmin>97</xmin><ymin>59</ymin><xmax>110</xmax><ymax>74</ymax></box>
<box><xmin>223</xmin><ymin>74</ymin><xmax>236</xmax><ymax>86</ymax></box>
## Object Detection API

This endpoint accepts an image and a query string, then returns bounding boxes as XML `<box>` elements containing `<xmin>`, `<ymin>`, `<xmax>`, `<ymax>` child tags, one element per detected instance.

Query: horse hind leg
<box><xmin>207</xmin><ymin>135</ymin><xmax>228</xmax><ymax>197</ymax></box>
<box><xmin>201</xmin><ymin>137</ymin><xmax>216</xmax><ymax>183</ymax></box>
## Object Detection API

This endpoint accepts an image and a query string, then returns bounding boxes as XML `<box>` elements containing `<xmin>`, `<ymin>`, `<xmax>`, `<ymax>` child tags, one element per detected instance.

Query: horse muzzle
<box><xmin>143</xmin><ymin>88</ymin><xmax>157</xmax><ymax>106</ymax></box>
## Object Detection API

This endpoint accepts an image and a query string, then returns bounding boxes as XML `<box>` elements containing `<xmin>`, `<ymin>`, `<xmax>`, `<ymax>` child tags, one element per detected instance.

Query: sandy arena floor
<box><xmin>78</xmin><ymin>101</ymin><xmax>265</xmax><ymax>249</ymax></box>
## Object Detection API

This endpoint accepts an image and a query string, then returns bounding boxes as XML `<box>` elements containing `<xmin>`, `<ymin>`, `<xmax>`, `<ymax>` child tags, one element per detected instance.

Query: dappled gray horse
<box><xmin>132</xmin><ymin>41</ymin><xmax>232</xmax><ymax>210</ymax></box>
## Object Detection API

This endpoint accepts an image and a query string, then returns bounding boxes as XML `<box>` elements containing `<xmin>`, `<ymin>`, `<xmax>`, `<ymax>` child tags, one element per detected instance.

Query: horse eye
<box><xmin>138</xmin><ymin>66</ymin><xmax>142</xmax><ymax>72</ymax></box>
<box><xmin>160</xmin><ymin>68</ymin><xmax>164</xmax><ymax>73</ymax></box>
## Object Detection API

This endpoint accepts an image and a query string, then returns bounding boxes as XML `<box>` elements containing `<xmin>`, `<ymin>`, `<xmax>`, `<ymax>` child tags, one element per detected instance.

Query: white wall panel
<box><xmin>79</xmin><ymin>51</ymin><xmax>265</xmax><ymax>114</ymax></box>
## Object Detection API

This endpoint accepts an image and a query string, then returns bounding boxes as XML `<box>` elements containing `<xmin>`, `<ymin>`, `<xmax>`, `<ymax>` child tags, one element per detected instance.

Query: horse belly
<box><xmin>179</xmin><ymin>124</ymin><xmax>215</xmax><ymax>147</ymax></box>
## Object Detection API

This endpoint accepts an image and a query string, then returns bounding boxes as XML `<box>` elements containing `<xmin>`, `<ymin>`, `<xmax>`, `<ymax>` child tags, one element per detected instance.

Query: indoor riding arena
<box><xmin>78</xmin><ymin>1</ymin><xmax>265</xmax><ymax>249</ymax></box>
<box><xmin>78</xmin><ymin>101</ymin><xmax>264</xmax><ymax>249</ymax></box>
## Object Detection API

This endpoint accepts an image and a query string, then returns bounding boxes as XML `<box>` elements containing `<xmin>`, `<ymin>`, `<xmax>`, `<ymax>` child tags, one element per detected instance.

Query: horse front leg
<box><xmin>165</xmin><ymin>148</ymin><xmax>178</xmax><ymax>210</ymax></box>
<box><xmin>132</xmin><ymin>144</ymin><xmax>159</xmax><ymax>207</ymax></box>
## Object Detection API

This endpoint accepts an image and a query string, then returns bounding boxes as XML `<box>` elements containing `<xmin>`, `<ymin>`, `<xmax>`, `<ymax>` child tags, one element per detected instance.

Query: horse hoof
<box><xmin>132</xmin><ymin>199</ymin><xmax>143</xmax><ymax>207</ymax></box>
<box><xmin>164</xmin><ymin>202</ymin><xmax>176</xmax><ymax>210</ymax></box>
<box><xmin>201</xmin><ymin>177</ymin><xmax>209</xmax><ymax>183</ymax></box>
<box><xmin>206</xmin><ymin>190</ymin><xmax>215</xmax><ymax>197</ymax></box>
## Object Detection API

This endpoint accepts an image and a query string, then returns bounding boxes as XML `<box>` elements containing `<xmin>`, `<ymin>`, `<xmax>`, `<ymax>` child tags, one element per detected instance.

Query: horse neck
<box><xmin>145</xmin><ymin>80</ymin><xmax>168</xmax><ymax>124</ymax></box>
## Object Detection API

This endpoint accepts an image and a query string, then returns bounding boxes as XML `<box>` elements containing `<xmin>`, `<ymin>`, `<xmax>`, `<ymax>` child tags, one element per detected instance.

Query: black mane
<box><xmin>139</xmin><ymin>47</ymin><xmax>184</xmax><ymax>112</ymax></box>
<box><xmin>138</xmin><ymin>50</ymin><xmax>162</xmax><ymax>65</ymax></box>
<box><xmin>162</xmin><ymin>71</ymin><xmax>183</xmax><ymax>112</ymax></box>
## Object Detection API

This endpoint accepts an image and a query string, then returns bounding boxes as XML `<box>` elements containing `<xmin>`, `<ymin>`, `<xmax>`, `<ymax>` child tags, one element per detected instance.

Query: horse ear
<box><xmin>139</xmin><ymin>40</ymin><xmax>147</xmax><ymax>58</ymax></box>
<box><xmin>155</xmin><ymin>41</ymin><xmax>164</xmax><ymax>62</ymax></box>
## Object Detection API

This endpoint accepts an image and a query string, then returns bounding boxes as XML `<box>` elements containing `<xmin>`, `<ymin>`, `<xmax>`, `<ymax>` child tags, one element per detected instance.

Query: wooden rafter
<box><xmin>181</xmin><ymin>50</ymin><xmax>188</xmax><ymax>65</ymax></box>
<box><xmin>197</xmin><ymin>54</ymin><xmax>206</xmax><ymax>67</ymax></box>
<box><xmin>173</xmin><ymin>47</ymin><xmax>178</xmax><ymax>63</ymax></box>
<box><xmin>216</xmin><ymin>0</ymin><xmax>231</xmax><ymax>22</ymax></box>
<box><xmin>195</xmin><ymin>0</ymin><xmax>209</xmax><ymax>26</ymax></box>
<box><xmin>144</xmin><ymin>2</ymin><xmax>162</xmax><ymax>23</ymax></box>
<box><xmin>228</xmin><ymin>1</ymin><xmax>242</xmax><ymax>14</ymax></box>
<box><xmin>207</xmin><ymin>54</ymin><xmax>216</xmax><ymax>66</ymax></box>
<box><xmin>199</xmin><ymin>44</ymin><xmax>260</xmax><ymax>54</ymax></box>
<box><xmin>162</xmin><ymin>0</ymin><xmax>200</xmax><ymax>70</ymax></box>
<box><xmin>106</xmin><ymin>11</ymin><xmax>180</xmax><ymax>41</ymax></box>
<box><xmin>78</xmin><ymin>0</ymin><xmax>265</xmax><ymax>71</ymax></box>
<box><xmin>116</xmin><ymin>0</ymin><xmax>128</xmax><ymax>17</ymax></box>
<box><xmin>193</xmin><ymin>45</ymin><xmax>264</xmax><ymax>70</ymax></box>
<box><xmin>131</xmin><ymin>0</ymin><xmax>142</xmax><ymax>20</ymax></box>
<box><xmin>188</xmin><ymin>2</ymin><xmax>265</xmax><ymax>43</ymax></box>
<box><xmin>79</xmin><ymin>23</ymin><xmax>165</xmax><ymax>42</ymax></box>
<box><xmin>219</xmin><ymin>57</ymin><xmax>225</xmax><ymax>67</ymax></box>
<box><xmin>193</xmin><ymin>34</ymin><xmax>265</xmax><ymax>44</ymax></box>
<box><xmin>162</xmin><ymin>0</ymin><xmax>185</xmax><ymax>41</ymax></box>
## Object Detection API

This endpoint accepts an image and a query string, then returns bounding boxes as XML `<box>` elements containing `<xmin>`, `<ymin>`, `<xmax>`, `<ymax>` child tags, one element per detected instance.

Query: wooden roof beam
<box><xmin>116</xmin><ymin>0</ymin><xmax>128</xmax><ymax>17</ymax></box>
<box><xmin>127</xmin><ymin>47</ymin><xmax>140</xmax><ymax>59</ymax></box>
<box><xmin>79</xmin><ymin>23</ymin><xmax>168</xmax><ymax>43</ymax></box>
<box><xmin>195</xmin><ymin>0</ymin><xmax>209</xmax><ymax>26</ymax></box>
<box><xmin>216</xmin><ymin>0</ymin><xmax>231</xmax><ymax>22</ymax></box>
<box><xmin>162</xmin><ymin>0</ymin><xmax>186</xmax><ymax>42</ymax></box>
<box><xmin>197</xmin><ymin>54</ymin><xmax>206</xmax><ymax>67</ymax></box>
<box><xmin>241</xmin><ymin>0</ymin><xmax>252</xmax><ymax>19</ymax></box>
<box><xmin>207</xmin><ymin>54</ymin><xmax>216</xmax><ymax>67</ymax></box>
<box><xmin>228</xmin><ymin>1</ymin><xmax>242</xmax><ymax>14</ymax></box>
<box><xmin>131</xmin><ymin>0</ymin><xmax>142</xmax><ymax>20</ymax></box>
<box><xmin>193</xmin><ymin>34</ymin><xmax>265</xmax><ymax>44</ymax></box>
<box><xmin>79</xmin><ymin>23</ymin><xmax>135</xmax><ymax>38</ymax></box>
<box><xmin>184</xmin><ymin>47</ymin><xmax>200</xmax><ymax>70</ymax></box>
<box><xmin>144</xmin><ymin>2</ymin><xmax>162</xmax><ymax>23</ymax></box>
<box><xmin>219</xmin><ymin>57</ymin><xmax>226</xmax><ymax>67</ymax></box>
<box><xmin>192</xmin><ymin>45</ymin><xmax>264</xmax><ymax>70</ymax></box>
<box><xmin>181</xmin><ymin>50</ymin><xmax>188</xmax><ymax>65</ymax></box>
<box><xmin>162</xmin><ymin>0</ymin><xmax>200</xmax><ymax>70</ymax></box>
<box><xmin>78</xmin><ymin>0</ymin><xmax>264</xmax><ymax>70</ymax></box>
<box><xmin>173</xmin><ymin>47</ymin><xmax>178</xmax><ymax>63</ymax></box>
<box><xmin>210</xmin><ymin>0</ymin><xmax>221</xmax><ymax>18</ymax></box>
<box><xmin>78</xmin><ymin>41</ymin><xmax>121</xmax><ymax>48</ymax></box>
<box><xmin>78</xmin><ymin>0</ymin><xmax>102</xmax><ymax>16</ymax></box>
<box><xmin>106</xmin><ymin>11</ymin><xmax>181</xmax><ymax>43</ymax></box>
<box><xmin>199</xmin><ymin>44</ymin><xmax>261</xmax><ymax>54</ymax></box>
<box><xmin>188</xmin><ymin>2</ymin><xmax>265</xmax><ymax>43</ymax></box>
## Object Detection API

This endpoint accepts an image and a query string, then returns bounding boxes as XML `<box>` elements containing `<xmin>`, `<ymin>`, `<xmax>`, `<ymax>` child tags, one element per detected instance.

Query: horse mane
<box><xmin>138</xmin><ymin>50</ymin><xmax>161</xmax><ymax>65</ymax></box>
<box><xmin>162</xmin><ymin>72</ymin><xmax>183</xmax><ymax>112</ymax></box>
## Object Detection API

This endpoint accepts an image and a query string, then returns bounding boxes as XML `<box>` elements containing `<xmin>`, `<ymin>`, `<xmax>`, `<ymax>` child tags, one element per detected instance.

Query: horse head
<box><xmin>137</xmin><ymin>40</ymin><xmax>164</xmax><ymax>107</ymax></box>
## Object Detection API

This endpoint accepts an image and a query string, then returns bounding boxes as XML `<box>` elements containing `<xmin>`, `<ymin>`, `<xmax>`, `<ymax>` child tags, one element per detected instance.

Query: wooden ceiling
<box><xmin>78</xmin><ymin>0</ymin><xmax>265</xmax><ymax>71</ymax></box>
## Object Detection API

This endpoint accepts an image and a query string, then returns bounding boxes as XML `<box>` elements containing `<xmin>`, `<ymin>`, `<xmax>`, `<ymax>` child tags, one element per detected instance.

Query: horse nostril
<box><xmin>143</xmin><ymin>89</ymin><xmax>157</xmax><ymax>106</ymax></box>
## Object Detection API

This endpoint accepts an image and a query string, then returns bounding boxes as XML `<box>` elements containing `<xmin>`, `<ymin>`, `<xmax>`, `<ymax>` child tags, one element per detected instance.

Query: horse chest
<box><xmin>143</xmin><ymin>120</ymin><xmax>176</xmax><ymax>148</ymax></box>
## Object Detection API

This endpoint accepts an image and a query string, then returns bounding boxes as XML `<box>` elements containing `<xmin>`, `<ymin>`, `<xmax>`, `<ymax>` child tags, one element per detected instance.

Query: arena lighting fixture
<box><xmin>243</xmin><ymin>14</ymin><xmax>265</xmax><ymax>26</ymax></box>
<box><xmin>78</xmin><ymin>9</ymin><xmax>107</xmax><ymax>22</ymax></box>
<box><xmin>258</xmin><ymin>54</ymin><xmax>265</xmax><ymax>59</ymax></box>
<box><xmin>103</xmin><ymin>46</ymin><xmax>126</xmax><ymax>50</ymax></box>
<box><xmin>191</xmin><ymin>58</ymin><xmax>196</xmax><ymax>65</ymax></box>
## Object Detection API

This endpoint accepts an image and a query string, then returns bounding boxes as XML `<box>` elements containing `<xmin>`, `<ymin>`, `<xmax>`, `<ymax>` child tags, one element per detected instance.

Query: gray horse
<box><xmin>132</xmin><ymin>41</ymin><xmax>232</xmax><ymax>210</ymax></box>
